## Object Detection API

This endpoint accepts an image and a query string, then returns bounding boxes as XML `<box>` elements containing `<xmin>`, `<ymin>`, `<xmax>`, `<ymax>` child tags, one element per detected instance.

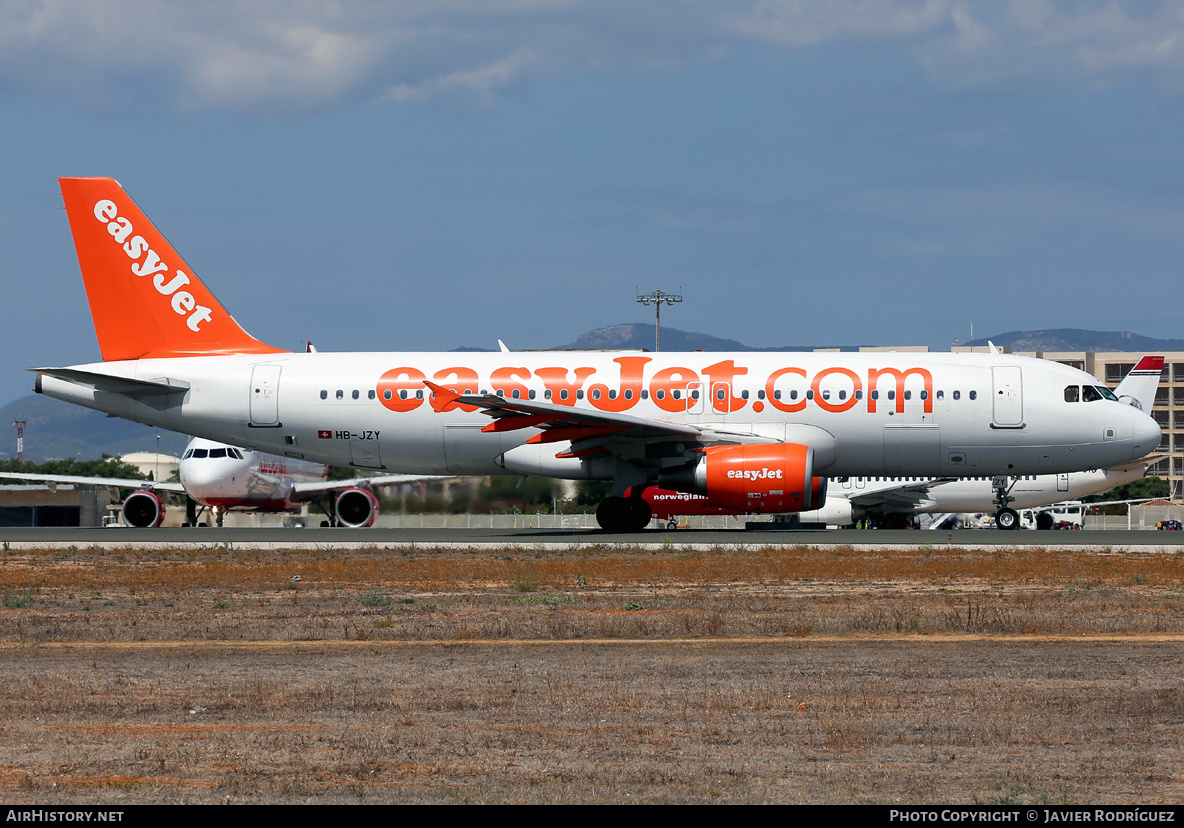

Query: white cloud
<box><xmin>1</xmin><ymin>0</ymin><xmax>1184</xmax><ymax>109</ymax></box>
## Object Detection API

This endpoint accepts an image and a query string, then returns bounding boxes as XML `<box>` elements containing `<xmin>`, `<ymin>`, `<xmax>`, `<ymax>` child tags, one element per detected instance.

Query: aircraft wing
<box><xmin>844</xmin><ymin>479</ymin><xmax>955</xmax><ymax>509</ymax></box>
<box><xmin>290</xmin><ymin>474</ymin><xmax>448</xmax><ymax>499</ymax></box>
<box><xmin>421</xmin><ymin>381</ymin><xmax>808</xmax><ymax>450</ymax></box>
<box><xmin>0</xmin><ymin>471</ymin><xmax>184</xmax><ymax>492</ymax></box>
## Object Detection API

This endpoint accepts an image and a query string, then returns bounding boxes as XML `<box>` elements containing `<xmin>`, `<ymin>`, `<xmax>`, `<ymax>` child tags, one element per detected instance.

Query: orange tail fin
<box><xmin>59</xmin><ymin>177</ymin><xmax>286</xmax><ymax>361</ymax></box>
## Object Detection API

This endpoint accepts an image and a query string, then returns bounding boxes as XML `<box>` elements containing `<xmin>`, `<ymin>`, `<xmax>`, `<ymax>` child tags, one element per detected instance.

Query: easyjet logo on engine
<box><xmin>93</xmin><ymin>200</ymin><xmax>213</xmax><ymax>332</ymax></box>
<box><xmin>727</xmin><ymin>468</ymin><xmax>783</xmax><ymax>480</ymax></box>
<box><xmin>376</xmin><ymin>357</ymin><xmax>935</xmax><ymax>417</ymax></box>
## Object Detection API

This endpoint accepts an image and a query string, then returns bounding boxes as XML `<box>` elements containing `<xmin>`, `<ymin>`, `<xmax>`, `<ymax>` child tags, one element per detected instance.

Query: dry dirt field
<box><xmin>1</xmin><ymin>541</ymin><xmax>1183</xmax><ymax>804</ymax></box>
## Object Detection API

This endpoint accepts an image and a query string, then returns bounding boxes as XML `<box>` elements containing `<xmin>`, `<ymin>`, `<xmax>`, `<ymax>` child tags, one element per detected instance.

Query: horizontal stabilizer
<box><xmin>32</xmin><ymin>367</ymin><xmax>190</xmax><ymax>397</ymax></box>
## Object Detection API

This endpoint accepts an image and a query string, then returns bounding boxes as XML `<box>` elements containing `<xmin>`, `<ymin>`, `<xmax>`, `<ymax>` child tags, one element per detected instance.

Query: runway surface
<box><xmin>2</xmin><ymin>525</ymin><xmax>1183</xmax><ymax>549</ymax></box>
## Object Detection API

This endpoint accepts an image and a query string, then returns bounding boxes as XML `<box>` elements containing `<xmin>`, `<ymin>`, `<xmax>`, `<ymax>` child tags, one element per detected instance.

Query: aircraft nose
<box><xmin>1129</xmin><ymin>409</ymin><xmax>1162</xmax><ymax>460</ymax></box>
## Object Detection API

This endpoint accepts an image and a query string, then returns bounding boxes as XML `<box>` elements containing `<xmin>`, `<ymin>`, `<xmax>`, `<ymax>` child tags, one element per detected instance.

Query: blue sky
<box><xmin>3</xmin><ymin>0</ymin><xmax>1184</xmax><ymax>405</ymax></box>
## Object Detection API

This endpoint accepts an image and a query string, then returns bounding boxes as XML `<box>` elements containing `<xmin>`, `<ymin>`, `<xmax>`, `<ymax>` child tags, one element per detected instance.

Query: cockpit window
<box><xmin>1064</xmin><ymin>386</ymin><xmax>1080</xmax><ymax>402</ymax></box>
<box><xmin>183</xmin><ymin>449</ymin><xmax>193</xmax><ymax>459</ymax></box>
<box><xmin>191</xmin><ymin>449</ymin><xmax>208</xmax><ymax>458</ymax></box>
<box><xmin>1097</xmin><ymin>386</ymin><xmax>1118</xmax><ymax>401</ymax></box>
<box><xmin>1083</xmin><ymin>385</ymin><xmax>1102</xmax><ymax>402</ymax></box>
<box><xmin>209</xmin><ymin>448</ymin><xmax>227</xmax><ymax>458</ymax></box>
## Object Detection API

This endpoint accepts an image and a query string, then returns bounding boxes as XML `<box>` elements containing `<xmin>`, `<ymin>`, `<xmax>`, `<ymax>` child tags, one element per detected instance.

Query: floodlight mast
<box><xmin>635</xmin><ymin>288</ymin><xmax>683</xmax><ymax>352</ymax></box>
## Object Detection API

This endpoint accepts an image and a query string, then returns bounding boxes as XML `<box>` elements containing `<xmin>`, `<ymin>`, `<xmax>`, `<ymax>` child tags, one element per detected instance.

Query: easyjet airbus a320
<box><xmin>33</xmin><ymin>178</ymin><xmax>1161</xmax><ymax>531</ymax></box>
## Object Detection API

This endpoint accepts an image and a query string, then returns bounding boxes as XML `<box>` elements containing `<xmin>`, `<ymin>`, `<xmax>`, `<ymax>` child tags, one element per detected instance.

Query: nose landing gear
<box><xmin>991</xmin><ymin>475</ymin><xmax>1020</xmax><ymax>530</ymax></box>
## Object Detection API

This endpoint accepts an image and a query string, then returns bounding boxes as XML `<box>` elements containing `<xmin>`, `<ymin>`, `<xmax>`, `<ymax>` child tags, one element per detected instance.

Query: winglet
<box><xmin>59</xmin><ymin>177</ymin><xmax>286</xmax><ymax>361</ymax></box>
<box><xmin>424</xmin><ymin>380</ymin><xmax>464</xmax><ymax>413</ymax></box>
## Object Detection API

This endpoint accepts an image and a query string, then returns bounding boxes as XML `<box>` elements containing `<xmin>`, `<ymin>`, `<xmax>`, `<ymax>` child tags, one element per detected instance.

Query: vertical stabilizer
<box><xmin>1113</xmin><ymin>355</ymin><xmax>1164</xmax><ymax>412</ymax></box>
<box><xmin>59</xmin><ymin>177</ymin><xmax>286</xmax><ymax>361</ymax></box>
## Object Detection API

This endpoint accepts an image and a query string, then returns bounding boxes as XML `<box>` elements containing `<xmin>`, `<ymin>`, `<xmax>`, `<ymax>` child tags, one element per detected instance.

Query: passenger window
<box><xmin>953</xmin><ymin>391</ymin><xmax>960</xmax><ymax>400</ymax></box>
<box><xmin>336</xmin><ymin>390</ymin><xmax>343</xmax><ymax>400</ymax></box>
<box><xmin>904</xmin><ymin>391</ymin><xmax>911</xmax><ymax>400</ymax></box>
<box><xmin>560</xmin><ymin>389</ymin><xmax>569</xmax><ymax>400</ymax></box>
<box><xmin>624</xmin><ymin>390</ymin><xmax>633</xmax><ymax>400</ymax></box>
<box><xmin>368</xmin><ymin>390</ymin><xmax>375</xmax><ymax>400</ymax></box>
<box><xmin>716</xmin><ymin>388</ymin><xmax>726</xmax><ymax>401</ymax></box>
<box><xmin>529</xmin><ymin>390</ymin><xmax>536</xmax><ymax>400</ymax></box>
<box><xmin>399</xmin><ymin>390</ymin><xmax>407</xmax><ymax>399</ymax></box>
<box><xmin>888</xmin><ymin>391</ymin><xmax>895</xmax><ymax>400</ymax></box>
<box><xmin>352</xmin><ymin>390</ymin><xmax>359</xmax><ymax>400</ymax></box>
<box><xmin>591</xmin><ymin>389</ymin><xmax>601</xmax><ymax>400</ymax></box>
<box><xmin>512</xmin><ymin>389</ymin><xmax>521</xmax><ymax>399</ymax></box>
<box><xmin>656</xmin><ymin>389</ymin><xmax>664</xmax><ymax>400</ymax></box>
<box><xmin>838</xmin><ymin>390</ymin><xmax>846</xmax><ymax>400</ymax></box>
<box><xmin>969</xmin><ymin>390</ymin><xmax>977</xmax><ymax>400</ymax></box>
<box><xmin>608</xmin><ymin>390</ymin><xmax>616</xmax><ymax>400</ymax></box>
<box><xmin>936</xmin><ymin>390</ymin><xmax>943</xmax><ymax>400</ymax></box>
<box><xmin>319</xmin><ymin>390</ymin><xmax>327</xmax><ymax>400</ymax></box>
<box><xmin>741</xmin><ymin>390</ymin><xmax>749</xmax><ymax>400</ymax></box>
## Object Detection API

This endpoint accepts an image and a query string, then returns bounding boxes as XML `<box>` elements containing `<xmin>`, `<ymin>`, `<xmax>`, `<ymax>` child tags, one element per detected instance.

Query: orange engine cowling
<box><xmin>659</xmin><ymin>443</ymin><xmax>827</xmax><ymax>513</ymax></box>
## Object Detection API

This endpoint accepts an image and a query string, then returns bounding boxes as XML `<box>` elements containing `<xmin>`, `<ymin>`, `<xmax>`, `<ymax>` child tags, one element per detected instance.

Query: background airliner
<box><xmin>33</xmin><ymin>178</ymin><xmax>1162</xmax><ymax>531</ymax></box>
<box><xmin>640</xmin><ymin>455</ymin><xmax>1161</xmax><ymax>530</ymax></box>
<box><xmin>0</xmin><ymin>437</ymin><xmax>427</xmax><ymax>527</ymax></box>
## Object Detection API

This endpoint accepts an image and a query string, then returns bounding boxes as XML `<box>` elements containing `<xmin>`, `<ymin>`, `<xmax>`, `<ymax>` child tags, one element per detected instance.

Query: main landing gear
<box><xmin>596</xmin><ymin>496</ymin><xmax>653</xmax><ymax>532</ymax></box>
<box><xmin>991</xmin><ymin>475</ymin><xmax>1020</xmax><ymax>531</ymax></box>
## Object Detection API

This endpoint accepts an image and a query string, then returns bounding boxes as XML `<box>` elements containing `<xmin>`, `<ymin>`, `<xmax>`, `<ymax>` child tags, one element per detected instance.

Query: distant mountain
<box><xmin>553</xmin><ymin>323</ymin><xmax>849</xmax><ymax>352</ymax></box>
<box><xmin>0</xmin><ymin>395</ymin><xmax>189</xmax><ymax>463</ymax></box>
<box><xmin>968</xmin><ymin>329</ymin><xmax>1184</xmax><ymax>353</ymax></box>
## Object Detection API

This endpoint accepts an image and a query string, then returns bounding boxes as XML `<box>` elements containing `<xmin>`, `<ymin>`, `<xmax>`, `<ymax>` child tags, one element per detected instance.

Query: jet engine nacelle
<box><xmin>798</xmin><ymin>497</ymin><xmax>855</xmax><ymax>527</ymax></box>
<box><xmin>122</xmin><ymin>490</ymin><xmax>165</xmax><ymax>528</ymax></box>
<box><xmin>334</xmin><ymin>488</ymin><xmax>379</xmax><ymax>528</ymax></box>
<box><xmin>659</xmin><ymin>443</ymin><xmax>827</xmax><ymax>513</ymax></box>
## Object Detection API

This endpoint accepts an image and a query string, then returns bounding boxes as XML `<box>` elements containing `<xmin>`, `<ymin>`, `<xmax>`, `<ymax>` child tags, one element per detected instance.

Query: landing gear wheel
<box><xmin>1035</xmin><ymin>512</ymin><xmax>1054</xmax><ymax>531</ymax></box>
<box><xmin>995</xmin><ymin>508</ymin><xmax>1020</xmax><ymax>530</ymax></box>
<box><xmin>666</xmin><ymin>520</ymin><xmax>678</xmax><ymax>530</ymax></box>
<box><xmin>627</xmin><ymin>498</ymin><xmax>653</xmax><ymax>531</ymax></box>
<box><xmin>596</xmin><ymin>497</ymin><xmax>653</xmax><ymax>532</ymax></box>
<box><xmin>596</xmin><ymin>497</ymin><xmax>630</xmax><ymax>532</ymax></box>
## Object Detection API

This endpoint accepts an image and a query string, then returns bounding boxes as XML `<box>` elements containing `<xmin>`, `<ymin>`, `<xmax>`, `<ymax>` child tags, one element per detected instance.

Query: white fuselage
<box><xmin>39</xmin><ymin>350</ymin><xmax>1161</xmax><ymax>481</ymax></box>
<box><xmin>814</xmin><ymin>464</ymin><xmax>1147</xmax><ymax>520</ymax></box>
